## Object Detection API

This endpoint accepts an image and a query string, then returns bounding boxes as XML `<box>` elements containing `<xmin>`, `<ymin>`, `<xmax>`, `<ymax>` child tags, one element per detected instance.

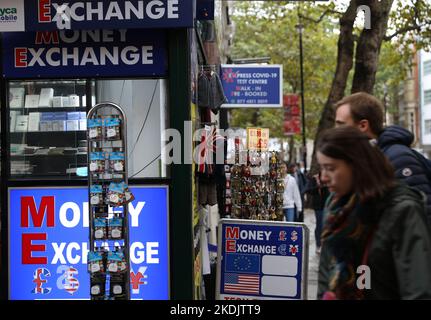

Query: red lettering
<box><xmin>22</xmin><ymin>233</ymin><xmax>47</xmax><ymax>264</ymax></box>
<box><xmin>14</xmin><ymin>48</ymin><xmax>27</xmax><ymax>68</ymax></box>
<box><xmin>21</xmin><ymin>196</ymin><xmax>55</xmax><ymax>228</ymax></box>
<box><xmin>35</xmin><ymin>31</ymin><xmax>59</xmax><ymax>45</ymax></box>
<box><xmin>226</xmin><ymin>240</ymin><xmax>236</xmax><ymax>253</ymax></box>
<box><xmin>226</xmin><ymin>227</ymin><xmax>239</xmax><ymax>239</ymax></box>
<box><xmin>38</xmin><ymin>0</ymin><xmax>51</xmax><ymax>23</ymax></box>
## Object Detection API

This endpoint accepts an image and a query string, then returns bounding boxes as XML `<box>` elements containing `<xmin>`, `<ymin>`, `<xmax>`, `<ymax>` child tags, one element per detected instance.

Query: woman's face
<box><xmin>317</xmin><ymin>151</ymin><xmax>353</xmax><ymax>198</ymax></box>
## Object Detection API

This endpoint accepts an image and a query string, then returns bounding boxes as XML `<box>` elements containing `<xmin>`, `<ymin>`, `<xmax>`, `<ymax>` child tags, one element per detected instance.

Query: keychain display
<box><xmin>227</xmin><ymin>150</ymin><xmax>285</xmax><ymax>221</ymax></box>
<box><xmin>87</xmin><ymin>103</ymin><xmax>130</xmax><ymax>300</ymax></box>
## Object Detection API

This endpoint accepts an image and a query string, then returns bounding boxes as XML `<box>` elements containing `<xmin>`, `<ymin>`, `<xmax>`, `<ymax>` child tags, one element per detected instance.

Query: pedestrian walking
<box><xmin>335</xmin><ymin>92</ymin><xmax>431</xmax><ymax>225</ymax></box>
<box><xmin>288</xmin><ymin>163</ymin><xmax>307</xmax><ymax>222</ymax></box>
<box><xmin>304</xmin><ymin>171</ymin><xmax>330</xmax><ymax>254</ymax></box>
<box><xmin>282</xmin><ymin>163</ymin><xmax>302</xmax><ymax>222</ymax></box>
<box><xmin>316</xmin><ymin>126</ymin><xmax>431</xmax><ymax>300</ymax></box>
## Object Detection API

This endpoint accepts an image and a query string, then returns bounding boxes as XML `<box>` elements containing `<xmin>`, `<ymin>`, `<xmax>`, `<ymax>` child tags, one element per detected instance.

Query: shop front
<box><xmin>0</xmin><ymin>0</ymin><xmax>195</xmax><ymax>300</ymax></box>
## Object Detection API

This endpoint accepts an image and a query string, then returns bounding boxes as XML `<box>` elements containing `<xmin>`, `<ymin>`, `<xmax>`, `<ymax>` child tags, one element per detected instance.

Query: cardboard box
<box><xmin>79</xmin><ymin>119</ymin><xmax>87</xmax><ymax>131</ymax></box>
<box><xmin>15</xmin><ymin>115</ymin><xmax>29</xmax><ymax>132</ymax></box>
<box><xmin>53</xmin><ymin>96</ymin><xmax>63</xmax><ymax>108</ymax></box>
<box><xmin>66</xmin><ymin>120</ymin><xmax>79</xmax><ymax>131</ymax></box>
<box><xmin>9</xmin><ymin>87</ymin><xmax>25</xmax><ymax>108</ymax></box>
<box><xmin>24</xmin><ymin>95</ymin><xmax>40</xmax><ymax>108</ymax></box>
<box><xmin>39</xmin><ymin>88</ymin><xmax>54</xmax><ymax>107</ymax></box>
<box><xmin>10</xmin><ymin>110</ymin><xmax>21</xmax><ymax>132</ymax></box>
<box><xmin>52</xmin><ymin>120</ymin><xmax>66</xmax><ymax>131</ymax></box>
<box><xmin>68</xmin><ymin>95</ymin><xmax>80</xmax><ymax>107</ymax></box>
<box><xmin>28</xmin><ymin>112</ymin><xmax>41</xmax><ymax>131</ymax></box>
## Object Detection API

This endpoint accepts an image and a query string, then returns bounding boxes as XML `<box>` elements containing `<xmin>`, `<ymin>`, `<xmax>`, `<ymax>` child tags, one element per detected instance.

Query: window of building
<box><xmin>425</xmin><ymin>90</ymin><xmax>431</xmax><ymax>105</ymax></box>
<box><xmin>425</xmin><ymin>120</ymin><xmax>431</xmax><ymax>135</ymax></box>
<box><xmin>424</xmin><ymin>60</ymin><xmax>431</xmax><ymax>76</ymax></box>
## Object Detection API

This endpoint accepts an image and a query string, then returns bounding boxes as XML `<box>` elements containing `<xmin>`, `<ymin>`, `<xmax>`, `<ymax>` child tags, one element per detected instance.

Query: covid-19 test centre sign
<box><xmin>8</xmin><ymin>186</ymin><xmax>169</xmax><ymax>300</ymax></box>
<box><xmin>216</xmin><ymin>219</ymin><xmax>309</xmax><ymax>300</ymax></box>
<box><xmin>220</xmin><ymin>64</ymin><xmax>283</xmax><ymax>108</ymax></box>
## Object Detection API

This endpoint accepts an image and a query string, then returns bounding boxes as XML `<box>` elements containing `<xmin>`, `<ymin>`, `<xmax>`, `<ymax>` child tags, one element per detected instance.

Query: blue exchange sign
<box><xmin>24</xmin><ymin>0</ymin><xmax>194</xmax><ymax>31</ymax></box>
<box><xmin>8</xmin><ymin>186</ymin><xmax>169</xmax><ymax>300</ymax></box>
<box><xmin>217</xmin><ymin>219</ymin><xmax>308</xmax><ymax>300</ymax></box>
<box><xmin>220</xmin><ymin>64</ymin><xmax>283</xmax><ymax>108</ymax></box>
<box><xmin>2</xmin><ymin>29</ymin><xmax>167</xmax><ymax>78</ymax></box>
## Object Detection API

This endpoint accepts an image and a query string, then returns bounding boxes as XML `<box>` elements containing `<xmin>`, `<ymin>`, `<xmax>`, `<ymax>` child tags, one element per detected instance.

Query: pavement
<box><xmin>303</xmin><ymin>208</ymin><xmax>319</xmax><ymax>300</ymax></box>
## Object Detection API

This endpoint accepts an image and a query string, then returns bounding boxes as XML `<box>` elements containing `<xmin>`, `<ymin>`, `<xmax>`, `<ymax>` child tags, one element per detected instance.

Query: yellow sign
<box><xmin>247</xmin><ymin>127</ymin><xmax>269</xmax><ymax>151</ymax></box>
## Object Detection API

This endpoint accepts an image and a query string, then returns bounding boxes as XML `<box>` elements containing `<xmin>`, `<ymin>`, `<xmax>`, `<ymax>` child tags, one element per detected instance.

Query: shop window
<box><xmin>8</xmin><ymin>79</ymin><xmax>92</xmax><ymax>180</ymax></box>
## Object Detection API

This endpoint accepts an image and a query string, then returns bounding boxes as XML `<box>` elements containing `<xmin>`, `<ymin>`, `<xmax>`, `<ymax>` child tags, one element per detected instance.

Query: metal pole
<box><xmin>298</xmin><ymin>23</ymin><xmax>307</xmax><ymax>173</ymax></box>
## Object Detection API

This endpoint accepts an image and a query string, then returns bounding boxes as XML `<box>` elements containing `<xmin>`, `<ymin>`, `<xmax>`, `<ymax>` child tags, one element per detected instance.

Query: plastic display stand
<box><xmin>86</xmin><ymin>102</ymin><xmax>131</xmax><ymax>300</ymax></box>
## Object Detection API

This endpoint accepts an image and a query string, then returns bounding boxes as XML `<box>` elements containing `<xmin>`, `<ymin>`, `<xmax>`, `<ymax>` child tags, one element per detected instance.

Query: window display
<box><xmin>7</xmin><ymin>79</ymin><xmax>94</xmax><ymax>179</ymax></box>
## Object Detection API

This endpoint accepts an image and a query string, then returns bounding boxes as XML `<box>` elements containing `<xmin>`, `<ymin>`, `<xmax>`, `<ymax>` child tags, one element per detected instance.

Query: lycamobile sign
<box><xmin>0</xmin><ymin>7</ymin><xmax>18</xmax><ymax>21</ymax></box>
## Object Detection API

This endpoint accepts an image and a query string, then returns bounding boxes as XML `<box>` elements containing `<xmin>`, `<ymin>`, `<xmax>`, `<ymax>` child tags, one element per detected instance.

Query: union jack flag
<box><xmin>224</xmin><ymin>273</ymin><xmax>260</xmax><ymax>295</ymax></box>
<box><xmin>197</xmin><ymin>127</ymin><xmax>225</xmax><ymax>174</ymax></box>
<box><xmin>31</xmin><ymin>268</ymin><xmax>52</xmax><ymax>295</ymax></box>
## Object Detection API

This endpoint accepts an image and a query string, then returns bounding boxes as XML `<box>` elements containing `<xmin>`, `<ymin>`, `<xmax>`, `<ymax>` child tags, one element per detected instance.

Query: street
<box><xmin>304</xmin><ymin>209</ymin><xmax>319</xmax><ymax>300</ymax></box>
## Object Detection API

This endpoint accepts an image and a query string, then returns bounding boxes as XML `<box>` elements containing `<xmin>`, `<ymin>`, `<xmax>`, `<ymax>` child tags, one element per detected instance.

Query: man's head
<box><xmin>286</xmin><ymin>163</ymin><xmax>296</xmax><ymax>174</ymax></box>
<box><xmin>334</xmin><ymin>92</ymin><xmax>384</xmax><ymax>139</ymax></box>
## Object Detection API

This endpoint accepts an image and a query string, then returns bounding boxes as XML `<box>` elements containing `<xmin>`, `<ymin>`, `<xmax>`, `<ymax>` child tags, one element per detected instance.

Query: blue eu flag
<box><xmin>225</xmin><ymin>253</ymin><xmax>260</xmax><ymax>274</ymax></box>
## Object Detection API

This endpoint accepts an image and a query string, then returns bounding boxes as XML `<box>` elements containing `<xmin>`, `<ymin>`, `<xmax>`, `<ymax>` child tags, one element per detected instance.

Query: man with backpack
<box><xmin>334</xmin><ymin>92</ymin><xmax>431</xmax><ymax>225</ymax></box>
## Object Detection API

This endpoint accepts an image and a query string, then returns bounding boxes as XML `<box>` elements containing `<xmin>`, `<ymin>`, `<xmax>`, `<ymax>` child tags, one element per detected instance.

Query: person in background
<box><xmin>282</xmin><ymin>163</ymin><xmax>303</xmax><ymax>222</ymax></box>
<box><xmin>288</xmin><ymin>163</ymin><xmax>307</xmax><ymax>222</ymax></box>
<box><xmin>316</xmin><ymin>126</ymin><xmax>431</xmax><ymax>300</ymax></box>
<box><xmin>304</xmin><ymin>171</ymin><xmax>330</xmax><ymax>254</ymax></box>
<box><xmin>335</xmin><ymin>92</ymin><xmax>431</xmax><ymax>225</ymax></box>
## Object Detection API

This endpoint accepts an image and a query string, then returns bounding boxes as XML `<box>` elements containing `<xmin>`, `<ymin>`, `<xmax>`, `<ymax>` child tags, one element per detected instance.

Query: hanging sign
<box><xmin>216</xmin><ymin>219</ymin><xmax>309</xmax><ymax>300</ymax></box>
<box><xmin>23</xmin><ymin>0</ymin><xmax>194</xmax><ymax>31</ymax></box>
<box><xmin>246</xmin><ymin>127</ymin><xmax>269</xmax><ymax>152</ymax></box>
<box><xmin>2</xmin><ymin>29</ymin><xmax>167</xmax><ymax>78</ymax></box>
<box><xmin>284</xmin><ymin>94</ymin><xmax>301</xmax><ymax>136</ymax></box>
<box><xmin>8</xmin><ymin>185</ymin><xmax>169</xmax><ymax>300</ymax></box>
<box><xmin>220</xmin><ymin>64</ymin><xmax>283</xmax><ymax>108</ymax></box>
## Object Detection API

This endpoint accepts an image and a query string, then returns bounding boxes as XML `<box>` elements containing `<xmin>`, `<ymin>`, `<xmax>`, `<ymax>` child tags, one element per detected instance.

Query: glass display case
<box><xmin>7</xmin><ymin>79</ymin><xmax>95</xmax><ymax>179</ymax></box>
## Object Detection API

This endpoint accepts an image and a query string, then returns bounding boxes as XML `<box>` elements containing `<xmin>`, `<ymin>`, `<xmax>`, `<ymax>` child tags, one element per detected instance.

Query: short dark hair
<box><xmin>316</xmin><ymin>126</ymin><xmax>395</xmax><ymax>203</ymax></box>
<box><xmin>335</xmin><ymin>92</ymin><xmax>384</xmax><ymax>135</ymax></box>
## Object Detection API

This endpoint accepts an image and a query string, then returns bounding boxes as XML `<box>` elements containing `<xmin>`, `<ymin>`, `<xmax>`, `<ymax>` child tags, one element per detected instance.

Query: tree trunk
<box><xmin>351</xmin><ymin>0</ymin><xmax>394</xmax><ymax>93</ymax></box>
<box><xmin>309</xmin><ymin>0</ymin><xmax>358</xmax><ymax>174</ymax></box>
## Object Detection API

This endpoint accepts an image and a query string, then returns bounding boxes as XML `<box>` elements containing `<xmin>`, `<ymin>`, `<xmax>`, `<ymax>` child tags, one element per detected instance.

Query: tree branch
<box><xmin>384</xmin><ymin>24</ymin><xmax>423</xmax><ymax>41</ymax></box>
<box><xmin>299</xmin><ymin>9</ymin><xmax>342</xmax><ymax>24</ymax></box>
